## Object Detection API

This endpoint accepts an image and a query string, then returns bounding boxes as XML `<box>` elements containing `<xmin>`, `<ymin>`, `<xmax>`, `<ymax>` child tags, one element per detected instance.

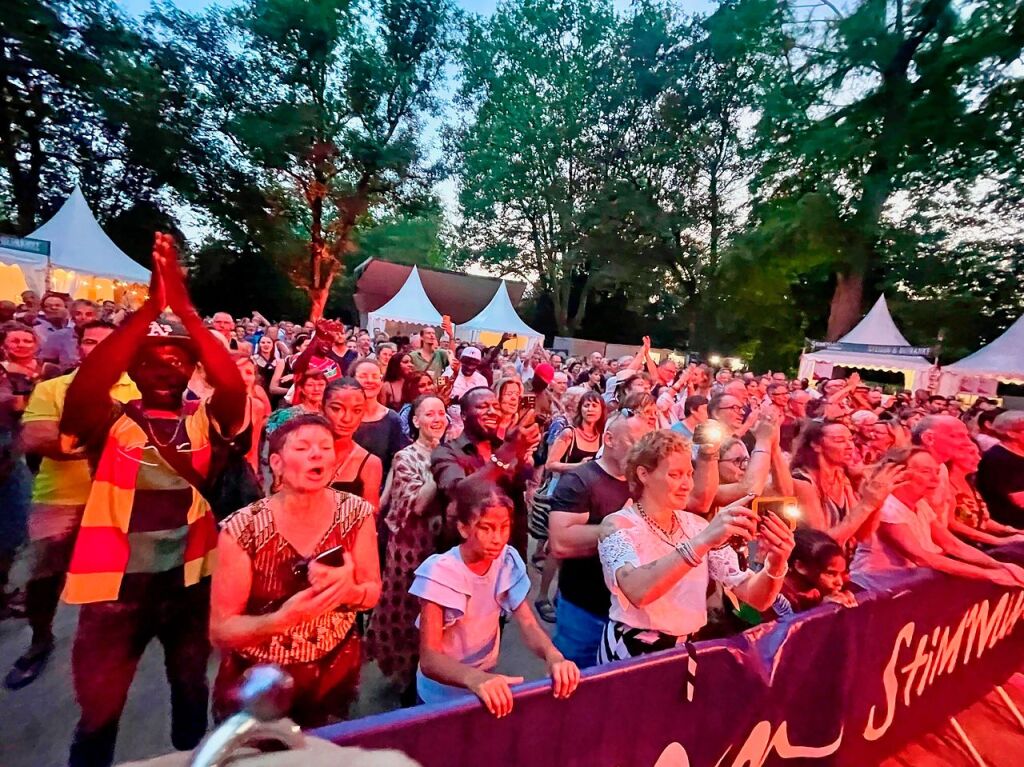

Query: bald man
<box><xmin>913</xmin><ymin>415</ymin><xmax>1022</xmax><ymax>544</ymax></box>
<box><xmin>547</xmin><ymin>414</ymin><xmax>651</xmax><ymax>666</ymax></box>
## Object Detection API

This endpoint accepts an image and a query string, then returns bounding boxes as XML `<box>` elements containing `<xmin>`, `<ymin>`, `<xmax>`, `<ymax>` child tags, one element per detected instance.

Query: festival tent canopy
<box><xmin>0</xmin><ymin>185</ymin><xmax>150</xmax><ymax>302</ymax></box>
<box><xmin>942</xmin><ymin>313</ymin><xmax>1024</xmax><ymax>385</ymax></box>
<box><xmin>366</xmin><ymin>265</ymin><xmax>443</xmax><ymax>331</ymax></box>
<box><xmin>457</xmin><ymin>280</ymin><xmax>544</xmax><ymax>350</ymax></box>
<box><xmin>354</xmin><ymin>258</ymin><xmax>527</xmax><ymax>325</ymax></box>
<box><xmin>798</xmin><ymin>295</ymin><xmax>933</xmax><ymax>389</ymax></box>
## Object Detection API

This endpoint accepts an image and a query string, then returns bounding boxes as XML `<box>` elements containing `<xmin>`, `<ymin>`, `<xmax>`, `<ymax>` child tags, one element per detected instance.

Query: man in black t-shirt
<box><xmin>977</xmin><ymin>411</ymin><xmax>1024</xmax><ymax>529</ymax></box>
<box><xmin>548</xmin><ymin>413</ymin><xmax>651</xmax><ymax>667</ymax></box>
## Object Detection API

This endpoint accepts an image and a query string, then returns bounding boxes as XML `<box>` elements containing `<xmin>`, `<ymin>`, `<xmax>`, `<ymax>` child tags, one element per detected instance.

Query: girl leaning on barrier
<box><xmin>597</xmin><ymin>430</ymin><xmax>795</xmax><ymax>663</ymax></box>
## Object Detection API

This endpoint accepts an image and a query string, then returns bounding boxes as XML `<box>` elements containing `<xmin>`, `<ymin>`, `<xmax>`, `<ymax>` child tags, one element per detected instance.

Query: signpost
<box><xmin>0</xmin><ymin>234</ymin><xmax>50</xmax><ymax>257</ymax></box>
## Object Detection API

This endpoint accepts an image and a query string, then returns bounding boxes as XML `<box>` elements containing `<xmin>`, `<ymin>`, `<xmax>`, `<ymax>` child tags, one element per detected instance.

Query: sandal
<box><xmin>535</xmin><ymin>598</ymin><xmax>556</xmax><ymax>623</ymax></box>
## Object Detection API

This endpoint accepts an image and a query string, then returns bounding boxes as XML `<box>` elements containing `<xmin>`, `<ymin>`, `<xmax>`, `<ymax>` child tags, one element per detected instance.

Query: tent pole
<box><xmin>45</xmin><ymin>255</ymin><xmax>53</xmax><ymax>293</ymax></box>
<box><xmin>949</xmin><ymin>717</ymin><xmax>988</xmax><ymax>767</ymax></box>
<box><xmin>994</xmin><ymin>685</ymin><xmax>1024</xmax><ymax>730</ymax></box>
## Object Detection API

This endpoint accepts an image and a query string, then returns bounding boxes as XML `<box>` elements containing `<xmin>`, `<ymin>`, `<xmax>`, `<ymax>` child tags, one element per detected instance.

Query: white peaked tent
<box><xmin>0</xmin><ymin>185</ymin><xmax>150</xmax><ymax>303</ymax></box>
<box><xmin>798</xmin><ymin>295</ymin><xmax>934</xmax><ymax>390</ymax></box>
<box><xmin>939</xmin><ymin>314</ymin><xmax>1024</xmax><ymax>394</ymax></box>
<box><xmin>366</xmin><ymin>265</ymin><xmax>443</xmax><ymax>332</ymax></box>
<box><xmin>457</xmin><ymin>280</ymin><xmax>543</xmax><ymax>350</ymax></box>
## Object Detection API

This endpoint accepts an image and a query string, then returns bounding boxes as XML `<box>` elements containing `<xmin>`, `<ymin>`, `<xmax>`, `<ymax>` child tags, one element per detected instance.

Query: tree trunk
<box><xmin>826</xmin><ymin>270</ymin><xmax>864</xmax><ymax>340</ymax></box>
<box><xmin>308</xmin><ymin>281</ymin><xmax>332</xmax><ymax>321</ymax></box>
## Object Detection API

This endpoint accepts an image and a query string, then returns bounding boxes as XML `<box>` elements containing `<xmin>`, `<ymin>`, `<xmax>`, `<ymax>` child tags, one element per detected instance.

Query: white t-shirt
<box><xmin>411</xmin><ymin>545</ymin><xmax>530</xmax><ymax>704</ymax></box>
<box><xmin>598</xmin><ymin>507</ymin><xmax>750</xmax><ymax>637</ymax></box>
<box><xmin>851</xmin><ymin>495</ymin><xmax>942</xmax><ymax>589</ymax></box>
<box><xmin>449</xmin><ymin>370</ymin><xmax>489</xmax><ymax>400</ymax></box>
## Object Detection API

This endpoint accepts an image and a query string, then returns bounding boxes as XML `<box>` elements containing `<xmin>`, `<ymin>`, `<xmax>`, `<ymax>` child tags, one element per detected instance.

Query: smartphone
<box><xmin>313</xmin><ymin>545</ymin><xmax>346</xmax><ymax>568</ymax></box>
<box><xmin>692</xmin><ymin>421</ymin><xmax>724</xmax><ymax>446</ymax></box>
<box><xmin>292</xmin><ymin>545</ymin><xmax>346</xmax><ymax>584</ymax></box>
<box><xmin>752</xmin><ymin>497</ymin><xmax>800</xmax><ymax>530</ymax></box>
<box><xmin>519</xmin><ymin>393</ymin><xmax>536</xmax><ymax>413</ymax></box>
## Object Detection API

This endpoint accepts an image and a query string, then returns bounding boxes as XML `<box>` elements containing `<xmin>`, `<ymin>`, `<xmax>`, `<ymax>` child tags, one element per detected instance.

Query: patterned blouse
<box><xmin>221</xmin><ymin>490</ymin><xmax>372</xmax><ymax>664</ymax></box>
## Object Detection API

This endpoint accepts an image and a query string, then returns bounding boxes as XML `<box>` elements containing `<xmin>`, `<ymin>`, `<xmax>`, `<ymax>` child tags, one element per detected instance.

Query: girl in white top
<box><xmin>597</xmin><ymin>430</ymin><xmax>794</xmax><ymax>663</ymax></box>
<box><xmin>412</xmin><ymin>477</ymin><xmax>580</xmax><ymax>717</ymax></box>
<box><xmin>851</xmin><ymin>447</ymin><xmax>1024</xmax><ymax>590</ymax></box>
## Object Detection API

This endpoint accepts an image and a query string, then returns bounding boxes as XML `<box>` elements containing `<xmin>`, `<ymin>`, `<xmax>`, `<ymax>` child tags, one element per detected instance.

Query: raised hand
<box><xmin>506</xmin><ymin>409</ymin><xmax>541</xmax><ymax>460</ymax></box>
<box><xmin>756</xmin><ymin>511</ymin><xmax>796</xmax><ymax>564</ymax></box>
<box><xmin>860</xmin><ymin>463</ymin><xmax>906</xmax><ymax>510</ymax></box>
<box><xmin>148</xmin><ymin>232</ymin><xmax>169</xmax><ymax>311</ymax></box>
<box><xmin>152</xmin><ymin>231</ymin><xmax>192</xmax><ymax>315</ymax></box>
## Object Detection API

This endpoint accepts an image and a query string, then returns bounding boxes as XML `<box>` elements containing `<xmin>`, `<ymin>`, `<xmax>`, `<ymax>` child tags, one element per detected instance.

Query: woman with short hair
<box><xmin>210</xmin><ymin>414</ymin><xmax>380</xmax><ymax>726</ymax></box>
<box><xmin>596</xmin><ymin>431</ymin><xmax>793</xmax><ymax>663</ymax></box>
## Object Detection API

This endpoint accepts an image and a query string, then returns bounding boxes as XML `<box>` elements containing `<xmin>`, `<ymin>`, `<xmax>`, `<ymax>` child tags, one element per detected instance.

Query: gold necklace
<box><xmin>635</xmin><ymin>501</ymin><xmax>680</xmax><ymax>545</ymax></box>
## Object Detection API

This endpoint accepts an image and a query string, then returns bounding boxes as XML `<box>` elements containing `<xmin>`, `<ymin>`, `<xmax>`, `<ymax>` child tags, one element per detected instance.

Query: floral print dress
<box><xmin>365</xmin><ymin>441</ymin><xmax>439</xmax><ymax>688</ymax></box>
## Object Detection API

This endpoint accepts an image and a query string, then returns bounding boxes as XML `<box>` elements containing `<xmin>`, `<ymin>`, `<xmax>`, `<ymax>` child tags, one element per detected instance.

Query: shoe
<box><xmin>4</xmin><ymin>641</ymin><xmax>53</xmax><ymax>691</ymax></box>
<box><xmin>535</xmin><ymin>598</ymin><xmax>556</xmax><ymax>624</ymax></box>
<box><xmin>0</xmin><ymin>589</ymin><xmax>26</xmax><ymax>620</ymax></box>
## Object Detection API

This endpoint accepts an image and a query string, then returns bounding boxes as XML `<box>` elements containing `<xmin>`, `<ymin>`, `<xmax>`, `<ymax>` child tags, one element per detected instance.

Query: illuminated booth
<box><xmin>0</xmin><ymin>186</ymin><xmax>150</xmax><ymax>305</ymax></box>
<box><xmin>797</xmin><ymin>295</ymin><xmax>934</xmax><ymax>390</ymax></box>
<box><xmin>938</xmin><ymin>313</ymin><xmax>1024</xmax><ymax>397</ymax></box>
<box><xmin>364</xmin><ymin>265</ymin><xmax>444</xmax><ymax>335</ymax></box>
<box><xmin>457</xmin><ymin>280</ymin><xmax>543</xmax><ymax>351</ymax></box>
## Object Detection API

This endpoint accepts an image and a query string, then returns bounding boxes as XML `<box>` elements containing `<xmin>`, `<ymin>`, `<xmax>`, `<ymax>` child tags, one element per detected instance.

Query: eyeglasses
<box><xmin>721</xmin><ymin>456</ymin><xmax>749</xmax><ymax>469</ymax></box>
<box><xmin>717</xmin><ymin>405</ymin><xmax>743</xmax><ymax>412</ymax></box>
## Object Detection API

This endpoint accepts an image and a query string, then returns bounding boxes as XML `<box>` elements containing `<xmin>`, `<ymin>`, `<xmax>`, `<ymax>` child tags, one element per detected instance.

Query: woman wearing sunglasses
<box><xmin>209</xmin><ymin>413</ymin><xmax>381</xmax><ymax>726</ymax></box>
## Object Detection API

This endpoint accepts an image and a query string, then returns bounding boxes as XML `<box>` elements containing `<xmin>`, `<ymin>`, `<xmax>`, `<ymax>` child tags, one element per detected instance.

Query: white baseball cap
<box><xmin>460</xmin><ymin>346</ymin><xmax>483</xmax><ymax>361</ymax></box>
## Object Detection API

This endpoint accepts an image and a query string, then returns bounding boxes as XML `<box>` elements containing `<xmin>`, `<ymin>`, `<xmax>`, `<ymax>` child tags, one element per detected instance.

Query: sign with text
<box><xmin>320</xmin><ymin>544</ymin><xmax>1024</xmax><ymax>767</ymax></box>
<box><xmin>0</xmin><ymin>233</ymin><xmax>50</xmax><ymax>257</ymax></box>
<box><xmin>807</xmin><ymin>339</ymin><xmax>933</xmax><ymax>357</ymax></box>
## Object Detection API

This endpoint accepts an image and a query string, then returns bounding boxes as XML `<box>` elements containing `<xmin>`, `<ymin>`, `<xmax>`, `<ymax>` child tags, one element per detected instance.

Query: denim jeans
<box><xmin>552</xmin><ymin>595</ymin><xmax>607</xmax><ymax>669</ymax></box>
<box><xmin>69</xmin><ymin>580</ymin><xmax>211</xmax><ymax>767</ymax></box>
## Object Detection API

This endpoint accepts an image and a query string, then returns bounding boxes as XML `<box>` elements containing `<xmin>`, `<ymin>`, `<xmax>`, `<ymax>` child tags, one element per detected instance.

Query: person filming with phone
<box><xmin>209</xmin><ymin>413</ymin><xmax>380</xmax><ymax>727</ymax></box>
<box><xmin>430</xmin><ymin>387</ymin><xmax>540</xmax><ymax>559</ymax></box>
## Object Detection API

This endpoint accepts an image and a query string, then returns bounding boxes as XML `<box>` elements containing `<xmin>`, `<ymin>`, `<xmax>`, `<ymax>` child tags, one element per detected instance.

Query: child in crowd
<box><xmin>412</xmin><ymin>476</ymin><xmax>580</xmax><ymax>717</ymax></box>
<box><xmin>765</xmin><ymin>528</ymin><xmax>857</xmax><ymax>619</ymax></box>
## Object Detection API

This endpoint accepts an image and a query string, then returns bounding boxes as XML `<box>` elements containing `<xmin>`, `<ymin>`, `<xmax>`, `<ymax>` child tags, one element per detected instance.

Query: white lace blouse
<box><xmin>598</xmin><ymin>506</ymin><xmax>751</xmax><ymax>637</ymax></box>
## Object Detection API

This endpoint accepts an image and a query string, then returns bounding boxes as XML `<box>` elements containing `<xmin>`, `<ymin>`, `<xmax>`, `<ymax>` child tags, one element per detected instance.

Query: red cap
<box><xmin>534</xmin><ymin>363</ymin><xmax>555</xmax><ymax>384</ymax></box>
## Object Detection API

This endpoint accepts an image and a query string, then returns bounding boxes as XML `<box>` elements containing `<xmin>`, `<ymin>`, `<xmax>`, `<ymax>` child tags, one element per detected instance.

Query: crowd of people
<box><xmin>1</xmin><ymin>234</ymin><xmax>1023</xmax><ymax>766</ymax></box>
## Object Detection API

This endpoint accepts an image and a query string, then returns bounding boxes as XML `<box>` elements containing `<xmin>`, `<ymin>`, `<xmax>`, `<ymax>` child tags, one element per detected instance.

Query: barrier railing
<box><xmin>318</xmin><ymin>543</ymin><xmax>1024</xmax><ymax>767</ymax></box>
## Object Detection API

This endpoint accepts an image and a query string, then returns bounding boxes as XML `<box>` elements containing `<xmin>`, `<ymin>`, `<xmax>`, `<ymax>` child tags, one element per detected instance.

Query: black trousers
<box><xmin>69</xmin><ymin>580</ymin><xmax>211</xmax><ymax>767</ymax></box>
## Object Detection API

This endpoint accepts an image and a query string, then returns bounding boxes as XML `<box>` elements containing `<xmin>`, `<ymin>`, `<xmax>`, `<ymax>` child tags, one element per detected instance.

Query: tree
<box><xmin>742</xmin><ymin>0</ymin><xmax>1024</xmax><ymax>338</ymax></box>
<box><xmin>0</xmin><ymin>0</ymin><xmax>183</xmax><ymax>233</ymax></box>
<box><xmin>152</xmin><ymin>0</ymin><xmax>452</xmax><ymax>320</ymax></box>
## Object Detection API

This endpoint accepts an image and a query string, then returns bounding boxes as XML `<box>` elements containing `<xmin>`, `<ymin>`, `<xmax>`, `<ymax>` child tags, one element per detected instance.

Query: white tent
<box><xmin>798</xmin><ymin>295</ymin><xmax>934</xmax><ymax>390</ymax></box>
<box><xmin>0</xmin><ymin>185</ymin><xmax>150</xmax><ymax>303</ymax></box>
<box><xmin>938</xmin><ymin>314</ymin><xmax>1024</xmax><ymax>395</ymax></box>
<box><xmin>457</xmin><ymin>280</ymin><xmax>543</xmax><ymax>350</ymax></box>
<box><xmin>366</xmin><ymin>265</ymin><xmax>443</xmax><ymax>332</ymax></box>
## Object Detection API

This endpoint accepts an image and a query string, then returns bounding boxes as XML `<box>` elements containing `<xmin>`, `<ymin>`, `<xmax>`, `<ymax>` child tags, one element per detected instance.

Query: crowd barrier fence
<box><xmin>318</xmin><ymin>543</ymin><xmax>1024</xmax><ymax>767</ymax></box>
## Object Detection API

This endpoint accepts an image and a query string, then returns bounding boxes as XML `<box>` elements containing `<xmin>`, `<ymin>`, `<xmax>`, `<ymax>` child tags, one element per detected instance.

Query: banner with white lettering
<box><xmin>319</xmin><ymin>544</ymin><xmax>1024</xmax><ymax>767</ymax></box>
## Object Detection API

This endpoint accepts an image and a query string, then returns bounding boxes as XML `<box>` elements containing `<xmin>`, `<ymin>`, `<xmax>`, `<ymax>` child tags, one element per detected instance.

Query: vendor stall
<box><xmin>456</xmin><ymin>280</ymin><xmax>543</xmax><ymax>351</ymax></box>
<box><xmin>797</xmin><ymin>295</ymin><xmax>934</xmax><ymax>390</ymax></box>
<box><xmin>938</xmin><ymin>313</ymin><xmax>1024</xmax><ymax>396</ymax></box>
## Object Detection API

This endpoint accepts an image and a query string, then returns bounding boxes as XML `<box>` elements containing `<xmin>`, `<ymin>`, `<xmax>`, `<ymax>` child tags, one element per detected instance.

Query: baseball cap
<box><xmin>460</xmin><ymin>346</ymin><xmax>483</xmax><ymax>361</ymax></box>
<box><xmin>142</xmin><ymin>317</ymin><xmax>196</xmax><ymax>359</ymax></box>
<box><xmin>534</xmin><ymin>362</ymin><xmax>555</xmax><ymax>384</ymax></box>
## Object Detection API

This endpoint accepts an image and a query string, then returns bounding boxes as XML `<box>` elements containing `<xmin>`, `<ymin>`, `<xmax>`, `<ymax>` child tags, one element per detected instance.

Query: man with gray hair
<box><xmin>976</xmin><ymin>410</ymin><xmax>1024</xmax><ymax>529</ymax></box>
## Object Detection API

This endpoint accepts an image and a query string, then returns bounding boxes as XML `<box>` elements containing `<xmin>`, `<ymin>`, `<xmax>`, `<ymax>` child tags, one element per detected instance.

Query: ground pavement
<box><xmin>0</xmin><ymin>558</ymin><xmax>549</xmax><ymax>767</ymax></box>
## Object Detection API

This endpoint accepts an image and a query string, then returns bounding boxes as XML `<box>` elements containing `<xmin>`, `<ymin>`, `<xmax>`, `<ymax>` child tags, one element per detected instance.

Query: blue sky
<box><xmin>117</xmin><ymin>0</ymin><xmax>716</xmax><ymax>18</ymax></box>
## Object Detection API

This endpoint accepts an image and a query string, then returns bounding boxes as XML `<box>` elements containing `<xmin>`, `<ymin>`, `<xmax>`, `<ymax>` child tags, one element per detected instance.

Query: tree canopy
<box><xmin>1</xmin><ymin>0</ymin><xmax>1021</xmax><ymax>368</ymax></box>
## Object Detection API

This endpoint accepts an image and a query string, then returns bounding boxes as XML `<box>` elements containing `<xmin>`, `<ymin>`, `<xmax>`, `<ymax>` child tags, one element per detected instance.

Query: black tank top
<box><xmin>563</xmin><ymin>428</ymin><xmax>599</xmax><ymax>464</ymax></box>
<box><xmin>331</xmin><ymin>451</ymin><xmax>371</xmax><ymax>499</ymax></box>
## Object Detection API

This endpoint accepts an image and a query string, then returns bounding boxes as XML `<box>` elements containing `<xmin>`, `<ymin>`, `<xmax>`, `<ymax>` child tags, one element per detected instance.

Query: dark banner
<box><xmin>807</xmin><ymin>340</ymin><xmax>933</xmax><ymax>357</ymax></box>
<box><xmin>319</xmin><ymin>545</ymin><xmax>1024</xmax><ymax>767</ymax></box>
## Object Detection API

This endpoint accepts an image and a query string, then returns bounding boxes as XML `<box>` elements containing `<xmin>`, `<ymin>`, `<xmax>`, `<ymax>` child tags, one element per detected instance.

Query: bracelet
<box><xmin>763</xmin><ymin>564</ymin><xmax>788</xmax><ymax>580</ymax></box>
<box><xmin>675</xmin><ymin>539</ymin><xmax>704</xmax><ymax>567</ymax></box>
<box><xmin>490</xmin><ymin>453</ymin><xmax>512</xmax><ymax>471</ymax></box>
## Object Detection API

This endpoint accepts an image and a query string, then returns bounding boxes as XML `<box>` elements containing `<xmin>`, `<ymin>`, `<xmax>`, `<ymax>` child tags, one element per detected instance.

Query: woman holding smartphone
<box><xmin>210</xmin><ymin>413</ymin><xmax>381</xmax><ymax>726</ymax></box>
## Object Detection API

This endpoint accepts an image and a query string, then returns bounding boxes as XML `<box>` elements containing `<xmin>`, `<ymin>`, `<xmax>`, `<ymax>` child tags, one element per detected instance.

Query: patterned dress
<box><xmin>365</xmin><ymin>441</ymin><xmax>439</xmax><ymax>689</ymax></box>
<box><xmin>213</xmin><ymin>490</ymin><xmax>372</xmax><ymax>726</ymax></box>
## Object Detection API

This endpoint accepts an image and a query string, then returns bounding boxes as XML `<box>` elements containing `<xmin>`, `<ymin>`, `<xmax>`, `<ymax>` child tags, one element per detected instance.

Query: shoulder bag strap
<box><xmin>121</xmin><ymin>402</ymin><xmax>209</xmax><ymax>495</ymax></box>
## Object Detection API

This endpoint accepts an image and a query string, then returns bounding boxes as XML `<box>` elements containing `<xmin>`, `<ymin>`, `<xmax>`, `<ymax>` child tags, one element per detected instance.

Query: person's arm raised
<box><xmin>156</xmin><ymin>235</ymin><xmax>246</xmax><ymax>435</ymax></box>
<box><xmin>62</xmin><ymin>235</ymin><xmax>166</xmax><ymax>439</ymax></box>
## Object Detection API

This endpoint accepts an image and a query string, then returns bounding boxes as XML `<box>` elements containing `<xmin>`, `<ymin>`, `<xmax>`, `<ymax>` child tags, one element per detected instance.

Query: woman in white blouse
<box><xmin>597</xmin><ymin>430</ymin><xmax>794</xmax><ymax>663</ymax></box>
